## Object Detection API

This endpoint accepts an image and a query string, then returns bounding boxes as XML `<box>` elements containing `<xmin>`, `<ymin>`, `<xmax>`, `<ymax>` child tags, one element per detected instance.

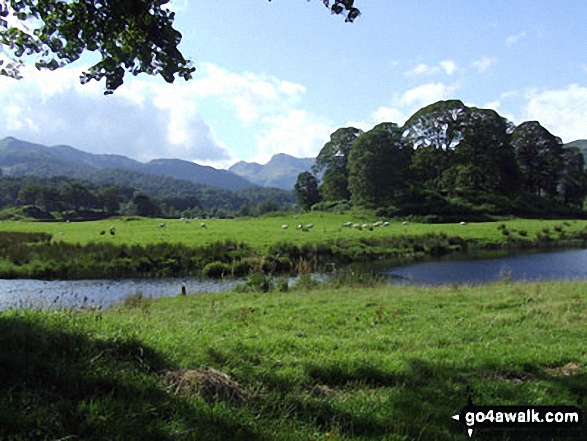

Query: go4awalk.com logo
<box><xmin>452</xmin><ymin>405</ymin><xmax>583</xmax><ymax>437</ymax></box>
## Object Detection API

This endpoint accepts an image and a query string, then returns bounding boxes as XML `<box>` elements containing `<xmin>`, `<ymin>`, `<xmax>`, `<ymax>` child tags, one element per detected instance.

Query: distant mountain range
<box><xmin>0</xmin><ymin>137</ymin><xmax>314</xmax><ymax>191</ymax></box>
<box><xmin>0</xmin><ymin>137</ymin><xmax>253</xmax><ymax>191</ymax></box>
<box><xmin>229</xmin><ymin>153</ymin><xmax>315</xmax><ymax>190</ymax></box>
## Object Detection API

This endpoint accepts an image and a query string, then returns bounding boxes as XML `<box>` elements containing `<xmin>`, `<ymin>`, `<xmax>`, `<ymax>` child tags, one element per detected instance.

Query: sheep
<box><xmin>282</xmin><ymin>224</ymin><xmax>289</xmax><ymax>230</ymax></box>
<box><xmin>383</xmin><ymin>221</ymin><xmax>390</xmax><ymax>227</ymax></box>
<box><xmin>159</xmin><ymin>222</ymin><xmax>166</xmax><ymax>228</ymax></box>
<box><xmin>402</xmin><ymin>221</ymin><xmax>409</xmax><ymax>226</ymax></box>
<box><xmin>200</xmin><ymin>222</ymin><xmax>207</xmax><ymax>228</ymax></box>
<box><xmin>353</xmin><ymin>223</ymin><xmax>362</xmax><ymax>230</ymax></box>
<box><xmin>460</xmin><ymin>221</ymin><xmax>468</xmax><ymax>226</ymax></box>
<box><xmin>373</xmin><ymin>221</ymin><xmax>383</xmax><ymax>227</ymax></box>
<box><xmin>297</xmin><ymin>224</ymin><xmax>303</xmax><ymax>230</ymax></box>
<box><xmin>306</xmin><ymin>223</ymin><xmax>314</xmax><ymax>229</ymax></box>
<box><xmin>342</xmin><ymin>221</ymin><xmax>353</xmax><ymax>227</ymax></box>
<box><xmin>109</xmin><ymin>226</ymin><xmax>116</xmax><ymax>235</ymax></box>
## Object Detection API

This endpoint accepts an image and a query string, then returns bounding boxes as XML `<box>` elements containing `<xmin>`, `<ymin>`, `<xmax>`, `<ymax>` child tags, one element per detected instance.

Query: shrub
<box><xmin>202</xmin><ymin>261</ymin><xmax>231</xmax><ymax>279</ymax></box>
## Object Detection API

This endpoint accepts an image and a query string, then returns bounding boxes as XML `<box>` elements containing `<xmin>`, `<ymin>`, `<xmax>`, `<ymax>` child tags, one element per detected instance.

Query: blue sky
<box><xmin>1</xmin><ymin>0</ymin><xmax>586</xmax><ymax>168</ymax></box>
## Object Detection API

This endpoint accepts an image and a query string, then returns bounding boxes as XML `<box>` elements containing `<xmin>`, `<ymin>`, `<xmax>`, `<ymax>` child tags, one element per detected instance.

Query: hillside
<box><xmin>0</xmin><ymin>137</ymin><xmax>253</xmax><ymax>191</ymax></box>
<box><xmin>229</xmin><ymin>153</ymin><xmax>314</xmax><ymax>190</ymax></box>
<box><xmin>565</xmin><ymin>139</ymin><xmax>587</xmax><ymax>161</ymax></box>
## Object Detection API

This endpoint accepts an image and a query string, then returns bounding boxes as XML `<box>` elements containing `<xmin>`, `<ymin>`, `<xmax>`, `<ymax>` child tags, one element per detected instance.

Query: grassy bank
<box><xmin>1</xmin><ymin>215</ymin><xmax>587</xmax><ymax>279</ymax></box>
<box><xmin>1</xmin><ymin>280</ymin><xmax>585</xmax><ymax>440</ymax></box>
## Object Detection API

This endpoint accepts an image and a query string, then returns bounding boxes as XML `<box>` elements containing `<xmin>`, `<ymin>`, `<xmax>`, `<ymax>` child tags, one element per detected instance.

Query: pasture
<box><xmin>1</xmin><ymin>214</ymin><xmax>587</xmax><ymax>251</ymax></box>
<box><xmin>1</xmin><ymin>279</ymin><xmax>585</xmax><ymax>440</ymax></box>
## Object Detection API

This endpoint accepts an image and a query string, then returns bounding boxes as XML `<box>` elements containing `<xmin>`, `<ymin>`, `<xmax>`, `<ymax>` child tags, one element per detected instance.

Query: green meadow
<box><xmin>1</xmin><ymin>214</ymin><xmax>587</xmax><ymax>250</ymax></box>
<box><xmin>1</xmin><ymin>279</ymin><xmax>585</xmax><ymax>440</ymax></box>
<box><xmin>1</xmin><ymin>213</ymin><xmax>587</xmax><ymax>279</ymax></box>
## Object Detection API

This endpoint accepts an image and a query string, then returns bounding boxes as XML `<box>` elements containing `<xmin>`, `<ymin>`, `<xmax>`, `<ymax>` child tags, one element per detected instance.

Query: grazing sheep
<box><xmin>306</xmin><ymin>223</ymin><xmax>314</xmax><ymax>229</ymax></box>
<box><xmin>201</xmin><ymin>222</ymin><xmax>207</xmax><ymax>228</ymax></box>
<box><xmin>460</xmin><ymin>221</ymin><xmax>468</xmax><ymax>226</ymax></box>
<box><xmin>297</xmin><ymin>224</ymin><xmax>303</xmax><ymax>230</ymax></box>
<box><xmin>282</xmin><ymin>224</ymin><xmax>289</xmax><ymax>230</ymax></box>
<box><xmin>109</xmin><ymin>226</ymin><xmax>116</xmax><ymax>235</ymax></box>
<box><xmin>353</xmin><ymin>223</ymin><xmax>362</xmax><ymax>230</ymax></box>
<box><xmin>383</xmin><ymin>221</ymin><xmax>390</xmax><ymax>227</ymax></box>
<box><xmin>402</xmin><ymin>221</ymin><xmax>409</xmax><ymax>226</ymax></box>
<box><xmin>343</xmin><ymin>221</ymin><xmax>353</xmax><ymax>227</ymax></box>
<box><xmin>159</xmin><ymin>223</ymin><xmax>166</xmax><ymax>228</ymax></box>
<box><xmin>373</xmin><ymin>221</ymin><xmax>383</xmax><ymax>227</ymax></box>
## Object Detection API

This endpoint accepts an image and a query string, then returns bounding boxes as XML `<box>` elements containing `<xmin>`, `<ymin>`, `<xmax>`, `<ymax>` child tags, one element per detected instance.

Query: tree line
<box><xmin>296</xmin><ymin>100</ymin><xmax>587</xmax><ymax>218</ymax></box>
<box><xmin>0</xmin><ymin>175</ymin><xmax>296</xmax><ymax>219</ymax></box>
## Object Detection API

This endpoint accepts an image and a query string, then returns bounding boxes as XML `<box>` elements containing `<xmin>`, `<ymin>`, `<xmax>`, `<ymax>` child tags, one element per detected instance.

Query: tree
<box><xmin>512</xmin><ymin>121</ymin><xmax>564</xmax><ymax>198</ymax></box>
<box><xmin>559</xmin><ymin>146</ymin><xmax>587</xmax><ymax>207</ymax></box>
<box><xmin>294</xmin><ymin>172</ymin><xmax>321</xmax><ymax>210</ymax></box>
<box><xmin>347</xmin><ymin>123</ymin><xmax>412</xmax><ymax>208</ymax></box>
<box><xmin>403</xmin><ymin>100</ymin><xmax>468</xmax><ymax>190</ymax></box>
<box><xmin>128</xmin><ymin>192</ymin><xmax>161</xmax><ymax>217</ymax></box>
<box><xmin>314</xmin><ymin>127</ymin><xmax>363</xmax><ymax>201</ymax></box>
<box><xmin>451</xmin><ymin>107</ymin><xmax>518</xmax><ymax>195</ymax></box>
<box><xmin>1</xmin><ymin>0</ymin><xmax>360</xmax><ymax>94</ymax></box>
<box><xmin>98</xmin><ymin>186</ymin><xmax>123</xmax><ymax>214</ymax></box>
<box><xmin>61</xmin><ymin>182</ymin><xmax>95</xmax><ymax>211</ymax></box>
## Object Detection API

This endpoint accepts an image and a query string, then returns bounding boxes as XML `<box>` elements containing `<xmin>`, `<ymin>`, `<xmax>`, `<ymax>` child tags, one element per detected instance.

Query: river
<box><xmin>1</xmin><ymin>248</ymin><xmax>586</xmax><ymax>311</ymax></box>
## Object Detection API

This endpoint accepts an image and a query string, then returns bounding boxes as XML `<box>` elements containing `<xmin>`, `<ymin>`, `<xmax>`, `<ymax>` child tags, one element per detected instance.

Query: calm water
<box><xmin>383</xmin><ymin>248</ymin><xmax>587</xmax><ymax>286</ymax></box>
<box><xmin>0</xmin><ymin>277</ymin><xmax>240</xmax><ymax>311</ymax></box>
<box><xmin>1</xmin><ymin>248</ymin><xmax>586</xmax><ymax>311</ymax></box>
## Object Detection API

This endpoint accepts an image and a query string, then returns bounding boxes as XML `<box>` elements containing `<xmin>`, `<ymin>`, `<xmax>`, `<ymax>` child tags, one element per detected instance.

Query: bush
<box><xmin>202</xmin><ymin>261</ymin><xmax>232</xmax><ymax>279</ymax></box>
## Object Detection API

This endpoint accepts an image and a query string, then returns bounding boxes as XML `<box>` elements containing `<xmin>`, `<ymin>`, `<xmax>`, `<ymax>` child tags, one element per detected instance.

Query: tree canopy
<box><xmin>0</xmin><ymin>0</ymin><xmax>361</xmax><ymax>94</ymax></box>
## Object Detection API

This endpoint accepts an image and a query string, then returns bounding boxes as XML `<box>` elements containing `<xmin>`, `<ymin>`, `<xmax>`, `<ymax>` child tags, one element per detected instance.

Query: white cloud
<box><xmin>192</xmin><ymin>63</ymin><xmax>305</xmax><ymax>126</ymax></box>
<box><xmin>506</xmin><ymin>32</ymin><xmax>526</xmax><ymax>46</ymax></box>
<box><xmin>440</xmin><ymin>60</ymin><xmax>457</xmax><ymax>75</ymax></box>
<box><xmin>405</xmin><ymin>60</ymin><xmax>457</xmax><ymax>77</ymax></box>
<box><xmin>253</xmin><ymin>110</ymin><xmax>334</xmax><ymax>163</ymax></box>
<box><xmin>400</xmin><ymin>82</ymin><xmax>456</xmax><ymax>108</ymax></box>
<box><xmin>0</xmin><ymin>66</ymin><xmax>235</xmax><ymax>166</ymax></box>
<box><xmin>0</xmin><ymin>61</ymin><xmax>318</xmax><ymax>167</ymax></box>
<box><xmin>525</xmin><ymin>84</ymin><xmax>587</xmax><ymax>142</ymax></box>
<box><xmin>472</xmin><ymin>56</ymin><xmax>496</xmax><ymax>73</ymax></box>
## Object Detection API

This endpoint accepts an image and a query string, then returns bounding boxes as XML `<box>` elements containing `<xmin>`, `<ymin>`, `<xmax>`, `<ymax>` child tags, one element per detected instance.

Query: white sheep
<box><xmin>159</xmin><ymin>223</ymin><xmax>166</xmax><ymax>228</ymax></box>
<box><xmin>306</xmin><ymin>223</ymin><xmax>314</xmax><ymax>229</ymax></box>
<box><xmin>383</xmin><ymin>221</ymin><xmax>390</xmax><ymax>227</ymax></box>
<box><xmin>343</xmin><ymin>221</ymin><xmax>353</xmax><ymax>227</ymax></box>
<box><xmin>282</xmin><ymin>224</ymin><xmax>289</xmax><ymax>230</ymax></box>
<box><xmin>353</xmin><ymin>223</ymin><xmax>362</xmax><ymax>230</ymax></box>
<box><xmin>460</xmin><ymin>221</ymin><xmax>468</xmax><ymax>226</ymax></box>
<box><xmin>402</xmin><ymin>221</ymin><xmax>409</xmax><ymax>226</ymax></box>
<box><xmin>201</xmin><ymin>222</ymin><xmax>207</xmax><ymax>228</ymax></box>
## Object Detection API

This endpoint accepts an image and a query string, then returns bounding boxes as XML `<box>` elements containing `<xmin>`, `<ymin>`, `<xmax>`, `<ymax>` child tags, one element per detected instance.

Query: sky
<box><xmin>1</xmin><ymin>0</ymin><xmax>587</xmax><ymax>169</ymax></box>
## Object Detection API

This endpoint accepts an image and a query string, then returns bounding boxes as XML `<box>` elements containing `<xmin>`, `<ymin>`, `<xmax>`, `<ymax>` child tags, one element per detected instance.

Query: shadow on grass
<box><xmin>292</xmin><ymin>359</ymin><xmax>586</xmax><ymax>440</ymax></box>
<box><xmin>0</xmin><ymin>313</ymin><xmax>264</xmax><ymax>441</ymax></box>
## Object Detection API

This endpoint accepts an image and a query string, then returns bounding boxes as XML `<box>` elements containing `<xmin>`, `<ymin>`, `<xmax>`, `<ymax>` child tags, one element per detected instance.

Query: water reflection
<box><xmin>0</xmin><ymin>277</ymin><xmax>240</xmax><ymax>311</ymax></box>
<box><xmin>382</xmin><ymin>248</ymin><xmax>587</xmax><ymax>286</ymax></box>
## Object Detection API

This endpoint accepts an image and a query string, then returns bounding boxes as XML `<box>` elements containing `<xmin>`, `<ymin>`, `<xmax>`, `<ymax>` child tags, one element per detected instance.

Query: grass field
<box><xmin>1</xmin><ymin>213</ymin><xmax>587</xmax><ymax>250</ymax></box>
<box><xmin>1</xmin><ymin>279</ymin><xmax>586</xmax><ymax>440</ymax></box>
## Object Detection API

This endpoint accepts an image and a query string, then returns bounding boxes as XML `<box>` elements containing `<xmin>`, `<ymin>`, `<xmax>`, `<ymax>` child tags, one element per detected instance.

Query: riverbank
<box><xmin>1</xmin><ymin>279</ymin><xmax>585</xmax><ymax>440</ymax></box>
<box><xmin>1</xmin><ymin>215</ymin><xmax>587</xmax><ymax>279</ymax></box>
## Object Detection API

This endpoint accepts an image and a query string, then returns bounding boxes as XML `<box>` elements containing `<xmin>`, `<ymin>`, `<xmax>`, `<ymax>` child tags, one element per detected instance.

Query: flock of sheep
<box><xmin>280</xmin><ymin>220</ymin><xmax>467</xmax><ymax>232</ymax></box>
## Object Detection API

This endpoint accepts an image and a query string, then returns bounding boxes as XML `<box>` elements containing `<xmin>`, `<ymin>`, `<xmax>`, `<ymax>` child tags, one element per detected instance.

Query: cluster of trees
<box><xmin>296</xmin><ymin>100</ymin><xmax>587</xmax><ymax>216</ymax></box>
<box><xmin>0</xmin><ymin>176</ymin><xmax>296</xmax><ymax>219</ymax></box>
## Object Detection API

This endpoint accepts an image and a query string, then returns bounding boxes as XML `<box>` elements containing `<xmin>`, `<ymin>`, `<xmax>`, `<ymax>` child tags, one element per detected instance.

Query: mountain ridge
<box><xmin>0</xmin><ymin>137</ymin><xmax>253</xmax><ymax>191</ymax></box>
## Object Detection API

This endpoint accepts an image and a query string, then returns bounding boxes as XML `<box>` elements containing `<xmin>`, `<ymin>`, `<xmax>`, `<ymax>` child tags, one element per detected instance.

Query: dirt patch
<box><xmin>163</xmin><ymin>366</ymin><xmax>251</xmax><ymax>404</ymax></box>
<box><xmin>545</xmin><ymin>362</ymin><xmax>582</xmax><ymax>377</ymax></box>
<box><xmin>490</xmin><ymin>370</ymin><xmax>533</xmax><ymax>384</ymax></box>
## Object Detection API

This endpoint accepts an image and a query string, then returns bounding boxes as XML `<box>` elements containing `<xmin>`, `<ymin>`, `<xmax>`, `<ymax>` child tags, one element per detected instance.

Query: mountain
<box><xmin>229</xmin><ymin>153</ymin><xmax>315</xmax><ymax>190</ymax></box>
<box><xmin>564</xmin><ymin>140</ymin><xmax>587</xmax><ymax>162</ymax></box>
<box><xmin>0</xmin><ymin>137</ymin><xmax>253</xmax><ymax>191</ymax></box>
